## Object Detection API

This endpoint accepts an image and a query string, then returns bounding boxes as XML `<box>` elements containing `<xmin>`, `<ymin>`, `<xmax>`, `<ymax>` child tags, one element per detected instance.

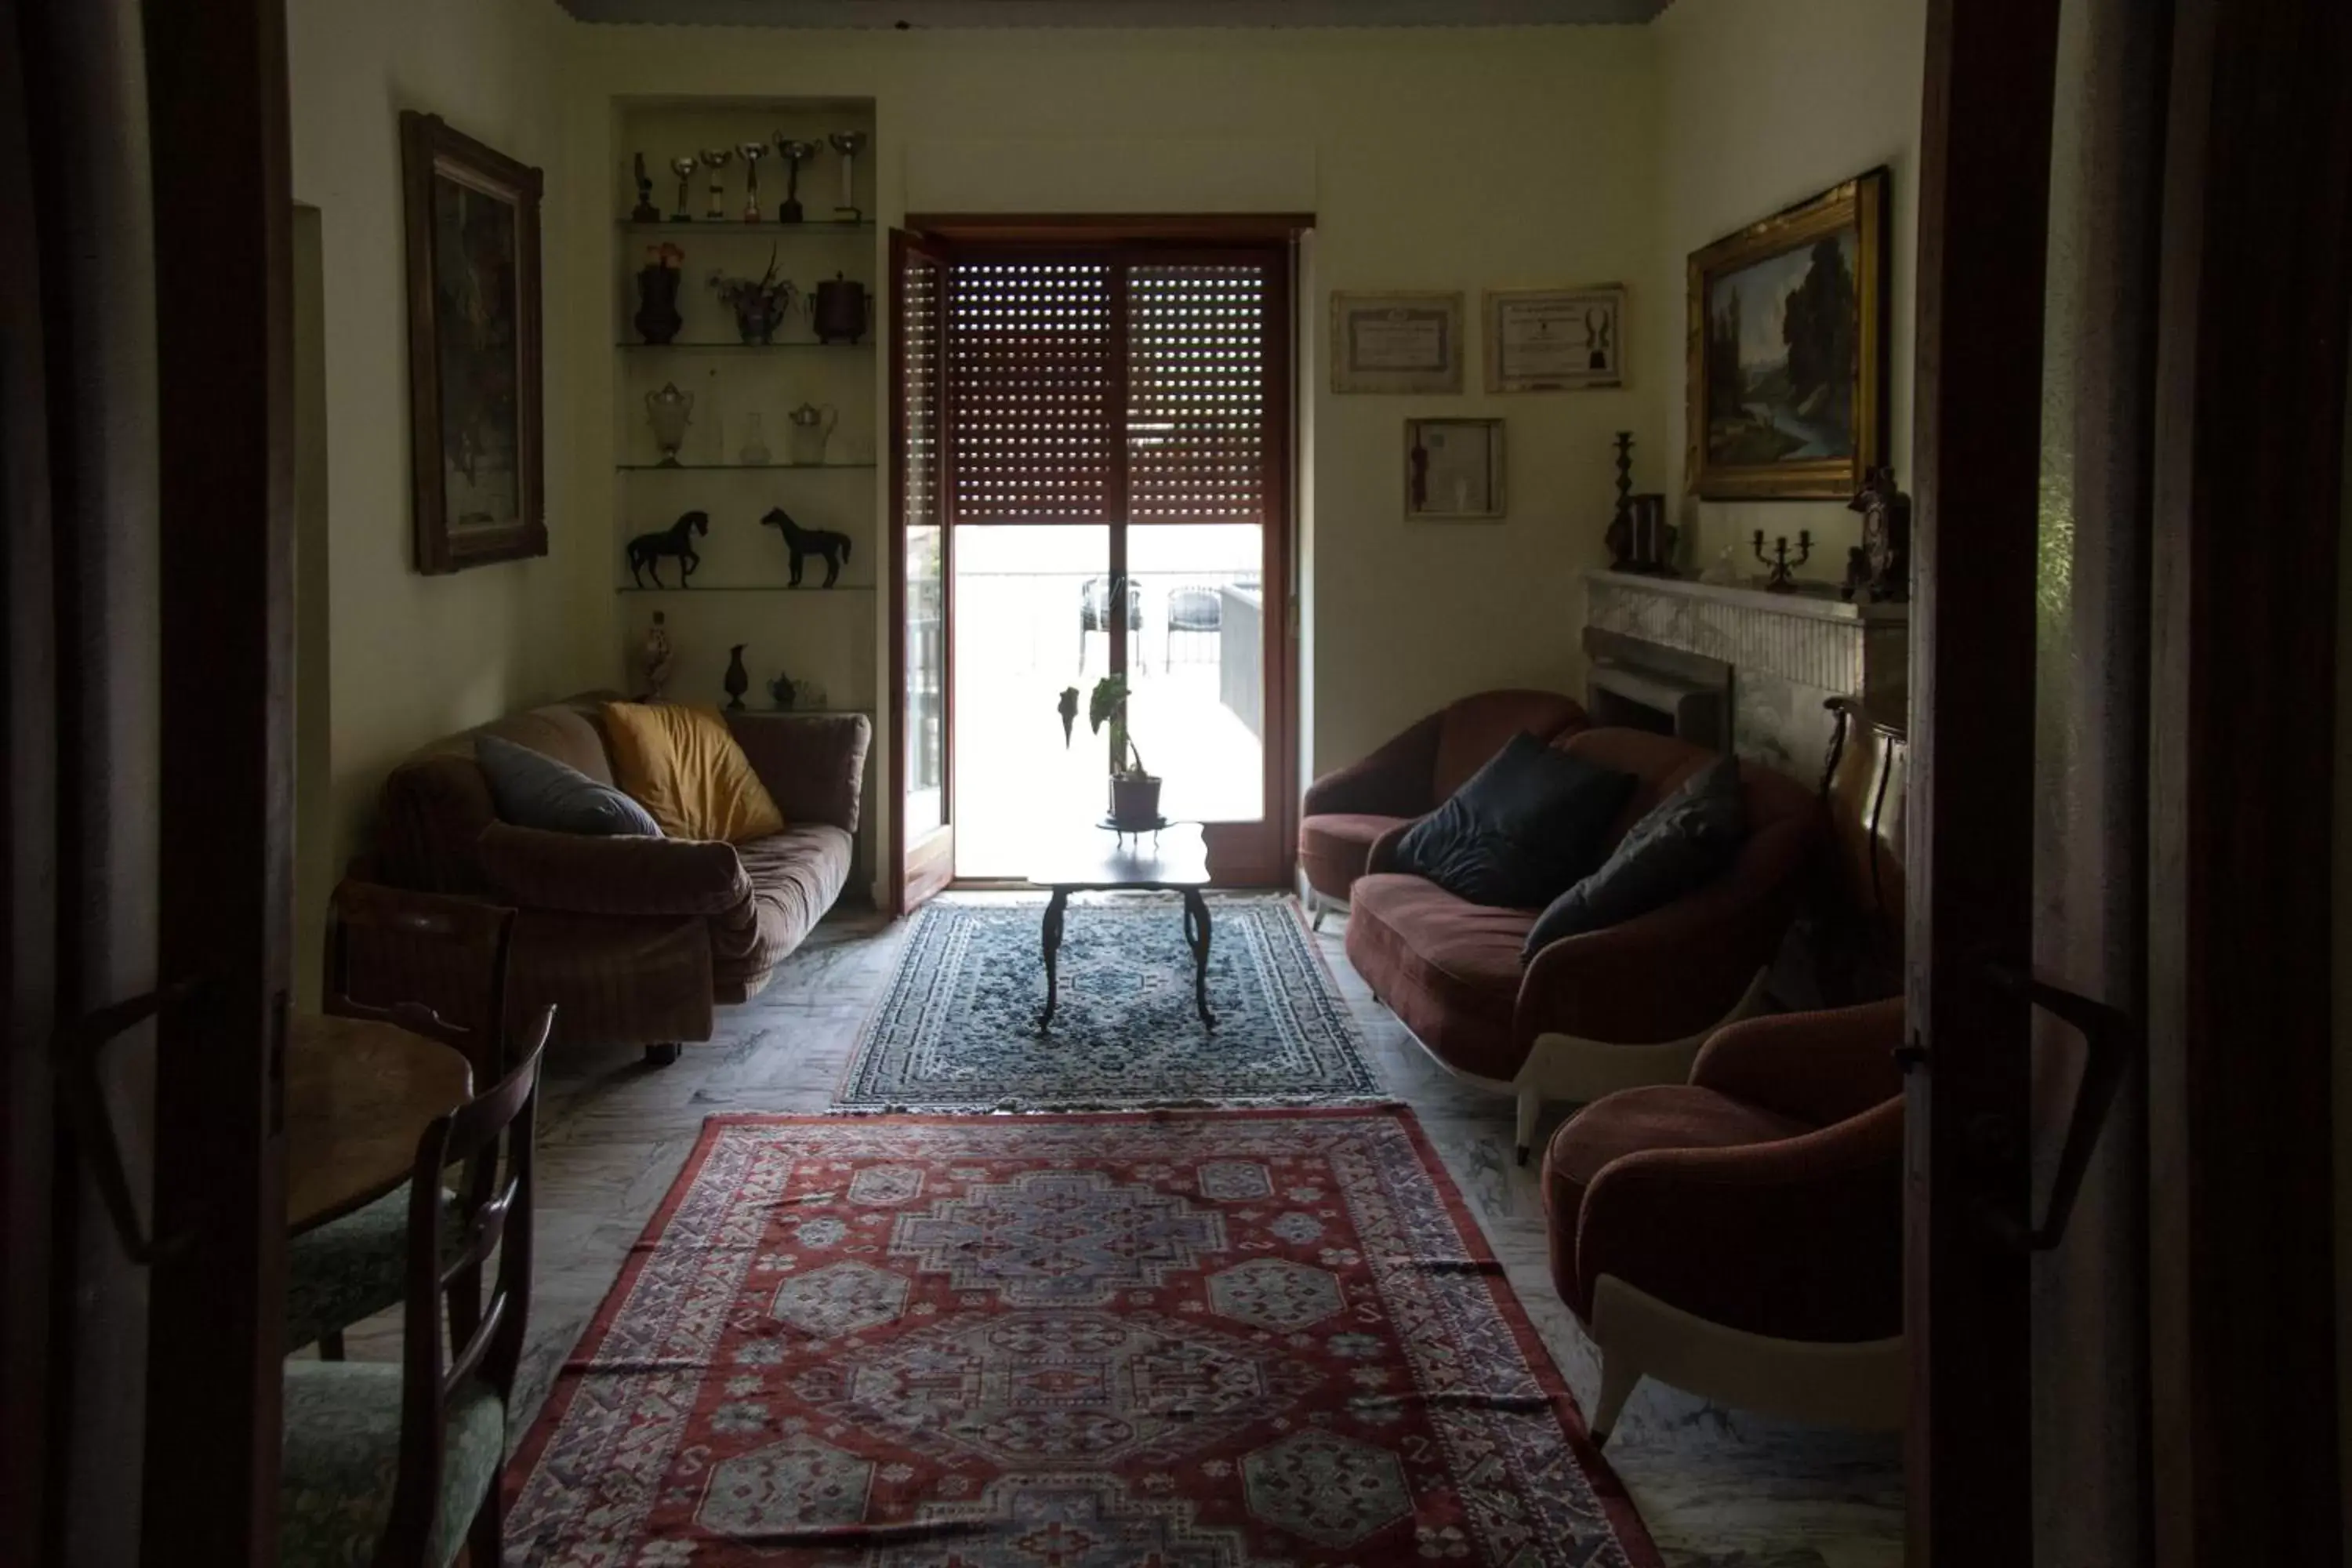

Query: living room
<box><xmin>9</xmin><ymin>1</ymin><xmax>2348</xmax><ymax>1565</ymax></box>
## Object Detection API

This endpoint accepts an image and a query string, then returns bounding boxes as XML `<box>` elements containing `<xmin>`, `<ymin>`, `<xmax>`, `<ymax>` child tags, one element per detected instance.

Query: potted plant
<box><xmin>707</xmin><ymin>244</ymin><xmax>799</xmax><ymax>345</ymax></box>
<box><xmin>1058</xmin><ymin>674</ymin><xmax>1160</xmax><ymax>829</ymax></box>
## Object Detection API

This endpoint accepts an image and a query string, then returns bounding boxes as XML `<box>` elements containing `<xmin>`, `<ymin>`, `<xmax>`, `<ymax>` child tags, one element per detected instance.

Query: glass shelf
<box><xmin>614</xmin><ymin>585</ymin><xmax>878</xmax><ymax>594</ymax></box>
<box><xmin>622</xmin><ymin>220</ymin><xmax>873</xmax><ymax>235</ymax></box>
<box><xmin>615</xmin><ymin>340</ymin><xmax>873</xmax><ymax>352</ymax></box>
<box><xmin>615</xmin><ymin>462</ymin><xmax>878</xmax><ymax>472</ymax></box>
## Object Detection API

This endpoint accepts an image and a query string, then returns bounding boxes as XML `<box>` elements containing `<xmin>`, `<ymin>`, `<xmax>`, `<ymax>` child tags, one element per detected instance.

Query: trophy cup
<box><xmin>828</xmin><ymin>130</ymin><xmax>868</xmax><ymax>223</ymax></box>
<box><xmin>645</xmin><ymin>382</ymin><xmax>695</xmax><ymax>467</ymax></box>
<box><xmin>699</xmin><ymin>147</ymin><xmax>735</xmax><ymax>222</ymax></box>
<box><xmin>668</xmin><ymin>155</ymin><xmax>699</xmax><ymax>223</ymax></box>
<box><xmin>630</xmin><ymin>153</ymin><xmax>661</xmax><ymax>223</ymax></box>
<box><xmin>735</xmin><ymin>141</ymin><xmax>767</xmax><ymax>222</ymax></box>
<box><xmin>773</xmin><ymin>137</ymin><xmax>817</xmax><ymax>223</ymax></box>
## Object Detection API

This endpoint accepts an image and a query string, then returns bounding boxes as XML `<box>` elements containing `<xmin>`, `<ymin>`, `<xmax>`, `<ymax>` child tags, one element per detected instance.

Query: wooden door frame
<box><xmin>2146</xmin><ymin>1</ymin><xmax>2352</xmax><ymax>1559</ymax></box>
<box><xmin>888</xmin><ymin>227</ymin><xmax>955</xmax><ymax>913</ymax></box>
<box><xmin>1906</xmin><ymin>0</ymin><xmax>2062</xmax><ymax>1559</ymax></box>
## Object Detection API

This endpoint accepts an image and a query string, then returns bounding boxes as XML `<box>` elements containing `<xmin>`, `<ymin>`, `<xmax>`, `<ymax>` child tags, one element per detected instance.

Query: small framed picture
<box><xmin>1484</xmin><ymin>285</ymin><xmax>1626</xmax><ymax>391</ymax></box>
<box><xmin>1405</xmin><ymin>418</ymin><xmax>1505</xmax><ymax>520</ymax></box>
<box><xmin>1332</xmin><ymin>291</ymin><xmax>1465</xmax><ymax>394</ymax></box>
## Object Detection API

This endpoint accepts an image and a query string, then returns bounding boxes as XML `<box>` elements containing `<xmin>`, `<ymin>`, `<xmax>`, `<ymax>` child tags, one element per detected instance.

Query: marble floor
<box><xmin>343</xmin><ymin>896</ymin><xmax>1904</xmax><ymax>1568</ymax></box>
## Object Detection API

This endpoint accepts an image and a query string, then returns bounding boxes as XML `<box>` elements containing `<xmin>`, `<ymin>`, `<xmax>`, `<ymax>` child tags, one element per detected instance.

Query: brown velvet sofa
<box><xmin>1298</xmin><ymin>689</ymin><xmax>1588</xmax><ymax>920</ymax></box>
<box><xmin>1344</xmin><ymin>728</ymin><xmax>1820</xmax><ymax>1157</ymax></box>
<box><xmin>357</xmin><ymin>694</ymin><xmax>870</xmax><ymax>1062</ymax></box>
<box><xmin>1541</xmin><ymin>999</ymin><xmax>1907</xmax><ymax>1441</ymax></box>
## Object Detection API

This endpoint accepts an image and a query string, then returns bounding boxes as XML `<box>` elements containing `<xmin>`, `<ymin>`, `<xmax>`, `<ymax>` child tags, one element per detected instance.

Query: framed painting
<box><xmin>1331</xmin><ymin>291</ymin><xmax>1464</xmax><ymax>394</ymax></box>
<box><xmin>1404</xmin><ymin>418</ymin><xmax>1504</xmax><ymax>520</ymax></box>
<box><xmin>401</xmin><ymin>111</ymin><xmax>545</xmax><ymax>573</ymax></box>
<box><xmin>1484</xmin><ymin>285</ymin><xmax>1626</xmax><ymax>391</ymax></box>
<box><xmin>1686</xmin><ymin>168</ymin><xmax>1888</xmax><ymax>499</ymax></box>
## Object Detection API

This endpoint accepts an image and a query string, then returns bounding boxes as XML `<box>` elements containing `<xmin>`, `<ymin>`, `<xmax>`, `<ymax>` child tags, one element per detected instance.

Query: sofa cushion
<box><xmin>475</xmin><ymin>734</ymin><xmax>663</xmax><ymax>839</ymax></box>
<box><xmin>1298</xmin><ymin>812</ymin><xmax>1406</xmax><ymax>903</ymax></box>
<box><xmin>1392</xmin><ymin>733</ymin><xmax>1635</xmax><ymax>909</ymax></box>
<box><xmin>1541</xmin><ymin>1085</ymin><xmax>1811</xmax><ymax>1317</ymax></box>
<box><xmin>1431</xmin><ymin>689</ymin><xmax>1591</xmax><ymax>800</ymax></box>
<box><xmin>710</xmin><ymin>824</ymin><xmax>854</xmax><ymax>997</ymax></box>
<box><xmin>1345</xmin><ymin>873</ymin><xmax>1535</xmax><ymax>1081</ymax></box>
<box><xmin>604</xmin><ymin>702</ymin><xmax>786</xmax><ymax>844</ymax></box>
<box><xmin>1523</xmin><ymin>755</ymin><xmax>1747</xmax><ymax>960</ymax></box>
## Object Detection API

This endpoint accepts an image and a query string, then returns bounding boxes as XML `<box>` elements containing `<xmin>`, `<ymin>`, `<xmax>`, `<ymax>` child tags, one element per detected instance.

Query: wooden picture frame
<box><xmin>1686</xmin><ymin>168</ymin><xmax>1888</xmax><ymax>499</ymax></box>
<box><xmin>1484</xmin><ymin>285</ymin><xmax>1627</xmax><ymax>391</ymax></box>
<box><xmin>401</xmin><ymin>111</ymin><xmax>545</xmax><ymax>573</ymax></box>
<box><xmin>1404</xmin><ymin>418</ymin><xmax>1504</xmax><ymax>520</ymax></box>
<box><xmin>1331</xmin><ymin>290</ymin><xmax>1464</xmax><ymax>394</ymax></box>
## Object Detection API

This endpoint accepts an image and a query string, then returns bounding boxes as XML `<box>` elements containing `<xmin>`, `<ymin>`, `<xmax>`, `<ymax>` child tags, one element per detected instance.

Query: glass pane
<box><xmin>950</xmin><ymin>524</ymin><xmax>1113</xmax><ymax>878</ymax></box>
<box><xmin>1127</xmin><ymin>524</ymin><xmax>1264</xmax><ymax>824</ymax></box>
<box><xmin>904</xmin><ymin>523</ymin><xmax>944</xmax><ymax>837</ymax></box>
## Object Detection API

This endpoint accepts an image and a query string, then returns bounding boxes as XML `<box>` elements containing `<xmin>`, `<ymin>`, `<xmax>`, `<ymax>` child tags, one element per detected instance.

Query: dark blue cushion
<box><xmin>1392</xmin><ymin>732</ymin><xmax>1635</xmax><ymax>909</ymax></box>
<box><xmin>474</xmin><ymin>734</ymin><xmax>662</xmax><ymax>837</ymax></box>
<box><xmin>1522</xmin><ymin>754</ymin><xmax>1748</xmax><ymax>960</ymax></box>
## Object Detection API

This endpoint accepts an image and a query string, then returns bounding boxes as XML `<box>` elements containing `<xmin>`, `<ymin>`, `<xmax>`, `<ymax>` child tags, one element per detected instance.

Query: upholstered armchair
<box><xmin>1297</xmin><ymin>688</ymin><xmax>1588</xmax><ymax>922</ymax></box>
<box><xmin>1541</xmin><ymin>997</ymin><xmax>1907</xmax><ymax>1442</ymax></box>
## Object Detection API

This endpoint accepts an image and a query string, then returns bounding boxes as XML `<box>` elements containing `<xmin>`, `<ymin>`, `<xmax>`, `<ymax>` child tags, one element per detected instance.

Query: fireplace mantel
<box><xmin>1584</xmin><ymin>570</ymin><xmax>1911</xmax><ymax>628</ymax></box>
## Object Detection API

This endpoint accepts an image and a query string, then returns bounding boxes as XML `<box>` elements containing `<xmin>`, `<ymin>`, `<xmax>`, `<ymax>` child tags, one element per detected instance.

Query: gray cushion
<box><xmin>475</xmin><ymin>733</ymin><xmax>661</xmax><ymax>838</ymax></box>
<box><xmin>1394</xmin><ymin>732</ymin><xmax>1635</xmax><ymax>909</ymax></box>
<box><xmin>1523</xmin><ymin>755</ymin><xmax>1748</xmax><ymax>960</ymax></box>
<box><xmin>280</xmin><ymin>1359</ymin><xmax>503</xmax><ymax>1568</ymax></box>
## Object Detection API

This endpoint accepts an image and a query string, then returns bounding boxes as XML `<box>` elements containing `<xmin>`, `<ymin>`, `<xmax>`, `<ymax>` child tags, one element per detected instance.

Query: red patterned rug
<box><xmin>504</xmin><ymin>1109</ymin><xmax>1659</xmax><ymax>1567</ymax></box>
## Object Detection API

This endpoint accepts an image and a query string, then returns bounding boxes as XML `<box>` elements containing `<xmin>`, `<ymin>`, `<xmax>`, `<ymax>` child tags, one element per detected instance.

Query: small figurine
<box><xmin>626</xmin><ymin>510</ymin><xmax>709</xmax><ymax>589</ymax></box>
<box><xmin>1845</xmin><ymin>465</ymin><xmax>1912</xmax><ymax>603</ymax></box>
<box><xmin>759</xmin><ymin>506</ymin><xmax>852</xmax><ymax>587</ymax></box>
<box><xmin>723</xmin><ymin>644</ymin><xmax>750</xmax><ymax>711</ymax></box>
<box><xmin>768</xmin><ymin>671</ymin><xmax>797</xmax><ymax>710</ymax></box>
<box><xmin>640</xmin><ymin>610</ymin><xmax>673</xmax><ymax>702</ymax></box>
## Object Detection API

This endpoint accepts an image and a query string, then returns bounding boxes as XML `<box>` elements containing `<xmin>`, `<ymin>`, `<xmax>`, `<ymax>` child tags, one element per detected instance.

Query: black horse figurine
<box><xmin>626</xmin><ymin>510</ymin><xmax>709</xmax><ymax>588</ymax></box>
<box><xmin>759</xmin><ymin>506</ymin><xmax>852</xmax><ymax>587</ymax></box>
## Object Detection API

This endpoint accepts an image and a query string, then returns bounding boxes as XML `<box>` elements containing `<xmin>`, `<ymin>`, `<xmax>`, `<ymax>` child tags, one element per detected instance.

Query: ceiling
<box><xmin>556</xmin><ymin>0</ymin><xmax>1669</xmax><ymax>26</ymax></box>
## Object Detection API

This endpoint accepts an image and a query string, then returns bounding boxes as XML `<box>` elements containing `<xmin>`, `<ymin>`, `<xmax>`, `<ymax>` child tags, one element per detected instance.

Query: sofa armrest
<box><xmin>1301</xmin><ymin>713</ymin><xmax>1443</xmax><ymax>820</ymax></box>
<box><xmin>476</xmin><ymin>823</ymin><xmax>750</xmax><ymax>916</ymax></box>
<box><xmin>1577</xmin><ymin>1099</ymin><xmax>1904</xmax><ymax>1341</ymax></box>
<box><xmin>1691</xmin><ymin>999</ymin><xmax>1906</xmax><ymax>1126</ymax></box>
<box><xmin>726</xmin><ymin>713</ymin><xmax>873</xmax><ymax>832</ymax></box>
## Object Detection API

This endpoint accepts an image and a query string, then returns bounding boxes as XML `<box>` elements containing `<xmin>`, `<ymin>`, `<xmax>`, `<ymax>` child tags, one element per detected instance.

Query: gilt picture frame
<box><xmin>1686</xmin><ymin>168</ymin><xmax>1888</xmax><ymax>500</ymax></box>
<box><xmin>1332</xmin><ymin>291</ymin><xmax>1465</xmax><ymax>394</ymax></box>
<box><xmin>401</xmin><ymin>111</ymin><xmax>546</xmax><ymax>573</ymax></box>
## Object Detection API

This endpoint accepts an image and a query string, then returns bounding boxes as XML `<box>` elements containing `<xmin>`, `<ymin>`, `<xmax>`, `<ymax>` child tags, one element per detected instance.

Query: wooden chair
<box><xmin>293</xmin><ymin>884</ymin><xmax>517</xmax><ymax>1360</ymax></box>
<box><xmin>279</xmin><ymin>1010</ymin><xmax>548</xmax><ymax>1568</ymax></box>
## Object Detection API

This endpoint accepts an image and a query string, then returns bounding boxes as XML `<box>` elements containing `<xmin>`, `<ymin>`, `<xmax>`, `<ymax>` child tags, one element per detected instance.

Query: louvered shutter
<box><xmin>944</xmin><ymin>258</ymin><xmax>1117</xmax><ymax>524</ymax></box>
<box><xmin>1127</xmin><ymin>260</ymin><xmax>1277</xmax><ymax>525</ymax></box>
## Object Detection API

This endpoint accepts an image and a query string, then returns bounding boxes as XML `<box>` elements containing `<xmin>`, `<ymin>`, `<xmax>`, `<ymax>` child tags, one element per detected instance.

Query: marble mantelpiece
<box><xmin>1584</xmin><ymin>570</ymin><xmax>1909</xmax><ymax>779</ymax></box>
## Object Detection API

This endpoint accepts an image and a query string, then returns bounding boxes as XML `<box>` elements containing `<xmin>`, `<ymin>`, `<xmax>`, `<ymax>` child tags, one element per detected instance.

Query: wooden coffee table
<box><xmin>1029</xmin><ymin>822</ymin><xmax>1215</xmax><ymax>1032</ymax></box>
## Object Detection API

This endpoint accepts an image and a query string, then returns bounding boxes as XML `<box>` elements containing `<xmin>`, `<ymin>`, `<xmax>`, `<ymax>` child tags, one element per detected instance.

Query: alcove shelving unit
<box><xmin>612</xmin><ymin>96</ymin><xmax>882</xmax><ymax>875</ymax></box>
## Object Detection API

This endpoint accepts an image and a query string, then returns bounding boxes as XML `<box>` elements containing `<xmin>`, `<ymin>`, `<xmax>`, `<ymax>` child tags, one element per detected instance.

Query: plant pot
<box><xmin>634</xmin><ymin>266</ymin><xmax>683</xmax><ymax>345</ymax></box>
<box><xmin>1109</xmin><ymin>774</ymin><xmax>1163</xmax><ymax>830</ymax></box>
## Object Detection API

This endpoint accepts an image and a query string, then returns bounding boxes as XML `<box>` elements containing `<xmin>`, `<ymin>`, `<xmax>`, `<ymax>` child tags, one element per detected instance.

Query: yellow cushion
<box><xmin>601</xmin><ymin>702</ymin><xmax>785</xmax><ymax>844</ymax></box>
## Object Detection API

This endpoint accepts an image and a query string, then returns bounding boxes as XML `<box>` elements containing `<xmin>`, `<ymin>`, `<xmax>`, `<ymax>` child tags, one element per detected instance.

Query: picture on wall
<box><xmin>1484</xmin><ymin>285</ymin><xmax>1626</xmax><ymax>391</ymax></box>
<box><xmin>1405</xmin><ymin>418</ymin><xmax>1504</xmax><ymax>520</ymax></box>
<box><xmin>1331</xmin><ymin>291</ymin><xmax>1464</xmax><ymax>394</ymax></box>
<box><xmin>401</xmin><ymin>110</ymin><xmax>546</xmax><ymax>573</ymax></box>
<box><xmin>1686</xmin><ymin>168</ymin><xmax>1887</xmax><ymax>500</ymax></box>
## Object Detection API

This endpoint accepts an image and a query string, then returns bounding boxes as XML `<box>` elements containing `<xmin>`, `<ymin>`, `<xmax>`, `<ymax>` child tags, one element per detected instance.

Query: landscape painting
<box><xmin>1686</xmin><ymin>169</ymin><xmax>1886</xmax><ymax>499</ymax></box>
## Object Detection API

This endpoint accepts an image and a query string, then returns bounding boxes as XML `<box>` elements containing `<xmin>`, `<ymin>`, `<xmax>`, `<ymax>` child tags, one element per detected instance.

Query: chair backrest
<box><xmin>1428</xmin><ymin>689</ymin><xmax>1590</xmax><ymax>800</ymax></box>
<box><xmin>1167</xmin><ymin>586</ymin><xmax>1221</xmax><ymax>631</ymax></box>
<box><xmin>1078</xmin><ymin>575</ymin><xmax>1143</xmax><ymax>631</ymax></box>
<box><xmin>1820</xmin><ymin>697</ymin><xmax>1907</xmax><ymax>951</ymax></box>
<box><xmin>325</xmin><ymin>881</ymin><xmax>517</xmax><ymax>1081</ymax></box>
<box><xmin>380</xmin><ymin>1004</ymin><xmax>551</xmax><ymax>1568</ymax></box>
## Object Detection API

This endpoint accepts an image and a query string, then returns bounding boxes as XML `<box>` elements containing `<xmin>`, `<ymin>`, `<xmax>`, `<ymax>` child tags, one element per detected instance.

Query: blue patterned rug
<box><xmin>833</xmin><ymin>895</ymin><xmax>1385</xmax><ymax>1111</ymax></box>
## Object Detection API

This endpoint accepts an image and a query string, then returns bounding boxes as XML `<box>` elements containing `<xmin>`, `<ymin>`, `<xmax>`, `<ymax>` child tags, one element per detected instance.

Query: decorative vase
<box><xmin>786</xmin><ymin>401</ymin><xmax>836</xmax><ymax>466</ymax></box>
<box><xmin>723</xmin><ymin>644</ymin><xmax>750</xmax><ymax>710</ymax></box>
<box><xmin>644</xmin><ymin>382</ymin><xmax>693</xmax><ymax>466</ymax></box>
<box><xmin>768</xmin><ymin>671</ymin><xmax>797</xmax><ymax>710</ymax></box>
<box><xmin>633</xmin><ymin>265</ymin><xmax>683</xmax><ymax>345</ymax></box>
<box><xmin>1109</xmin><ymin>775</ymin><xmax>1163</xmax><ymax>830</ymax></box>
<box><xmin>739</xmin><ymin>412</ymin><xmax>772</xmax><ymax>466</ymax></box>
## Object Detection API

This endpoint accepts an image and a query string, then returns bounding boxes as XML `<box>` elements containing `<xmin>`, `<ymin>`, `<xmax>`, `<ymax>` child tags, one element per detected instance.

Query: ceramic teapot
<box><xmin>644</xmin><ymin>382</ymin><xmax>694</xmax><ymax>466</ymax></box>
<box><xmin>785</xmin><ymin>401</ymin><xmax>837</xmax><ymax>466</ymax></box>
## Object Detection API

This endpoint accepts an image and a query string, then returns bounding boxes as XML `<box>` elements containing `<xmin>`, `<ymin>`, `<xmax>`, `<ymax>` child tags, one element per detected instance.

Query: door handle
<box><xmin>54</xmin><ymin>978</ymin><xmax>205</xmax><ymax>1264</ymax></box>
<box><xmin>1980</xmin><ymin>964</ymin><xmax>2136</xmax><ymax>1252</ymax></box>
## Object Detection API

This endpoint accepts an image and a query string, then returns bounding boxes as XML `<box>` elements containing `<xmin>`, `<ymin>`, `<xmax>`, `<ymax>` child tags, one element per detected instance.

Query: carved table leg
<box><xmin>1038</xmin><ymin>887</ymin><xmax>1069</xmax><ymax>1033</ymax></box>
<box><xmin>1181</xmin><ymin>887</ymin><xmax>1216</xmax><ymax>1029</ymax></box>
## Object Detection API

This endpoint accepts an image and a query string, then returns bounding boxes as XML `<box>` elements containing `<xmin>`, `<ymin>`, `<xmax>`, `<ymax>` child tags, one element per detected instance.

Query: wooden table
<box><xmin>1028</xmin><ymin>822</ymin><xmax>1216</xmax><ymax>1033</ymax></box>
<box><xmin>285</xmin><ymin>1015</ymin><xmax>472</xmax><ymax>1234</ymax></box>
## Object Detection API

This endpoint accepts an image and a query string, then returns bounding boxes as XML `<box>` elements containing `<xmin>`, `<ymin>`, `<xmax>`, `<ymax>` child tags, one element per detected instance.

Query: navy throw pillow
<box><xmin>475</xmin><ymin>734</ymin><xmax>663</xmax><ymax>838</ymax></box>
<box><xmin>1521</xmin><ymin>755</ymin><xmax>1748</xmax><ymax>961</ymax></box>
<box><xmin>1392</xmin><ymin>733</ymin><xmax>1636</xmax><ymax>909</ymax></box>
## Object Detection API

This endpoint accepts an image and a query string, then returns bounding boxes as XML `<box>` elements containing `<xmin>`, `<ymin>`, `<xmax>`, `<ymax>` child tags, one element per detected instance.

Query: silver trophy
<box><xmin>699</xmin><ymin>147</ymin><xmax>735</xmax><ymax>222</ymax></box>
<box><xmin>773</xmin><ymin>136</ymin><xmax>817</xmax><ymax>223</ymax></box>
<box><xmin>668</xmin><ymin>155</ymin><xmax>699</xmax><ymax>222</ymax></box>
<box><xmin>828</xmin><ymin>130</ymin><xmax>867</xmax><ymax>223</ymax></box>
<box><xmin>735</xmin><ymin>141</ymin><xmax>767</xmax><ymax>222</ymax></box>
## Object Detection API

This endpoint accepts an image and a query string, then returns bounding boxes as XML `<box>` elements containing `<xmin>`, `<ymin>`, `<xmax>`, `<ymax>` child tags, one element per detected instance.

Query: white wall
<box><xmin>560</xmin><ymin>24</ymin><xmax>1662</xmax><ymax>864</ymax></box>
<box><xmin>1651</xmin><ymin>0</ymin><xmax>1927</xmax><ymax>568</ymax></box>
<box><xmin>287</xmin><ymin>0</ymin><xmax>587</xmax><ymax>965</ymax></box>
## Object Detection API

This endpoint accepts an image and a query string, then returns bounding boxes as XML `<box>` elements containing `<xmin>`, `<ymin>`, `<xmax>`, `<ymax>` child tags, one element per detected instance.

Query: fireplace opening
<box><xmin>1582</xmin><ymin>627</ymin><xmax>1732</xmax><ymax>753</ymax></box>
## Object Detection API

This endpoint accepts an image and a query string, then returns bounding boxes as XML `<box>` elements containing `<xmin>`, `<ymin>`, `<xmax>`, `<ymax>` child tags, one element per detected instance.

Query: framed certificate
<box><xmin>1484</xmin><ymin>285</ymin><xmax>1626</xmax><ymax>392</ymax></box>
<box><xmin>1404</xmin><ymin>418</ymin><xmax>1505</xmax><ymax>521</ymax></box>
<box><xmin>1331</xmin><ymin>291</ymin><xmax>1464</xmax><ymax>394</ymax></box>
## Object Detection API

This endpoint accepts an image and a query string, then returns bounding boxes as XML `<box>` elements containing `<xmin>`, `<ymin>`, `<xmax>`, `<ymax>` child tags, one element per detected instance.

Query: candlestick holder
<box><xmin>1752</xmin><ymin>529</ymin><xmax>1813</xmax><ymax>592</ymax></box>
<box><xmin>1604</xmin><ymin>431</ymin><xmax>1636</xmax><ymax>568</ymax></box>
